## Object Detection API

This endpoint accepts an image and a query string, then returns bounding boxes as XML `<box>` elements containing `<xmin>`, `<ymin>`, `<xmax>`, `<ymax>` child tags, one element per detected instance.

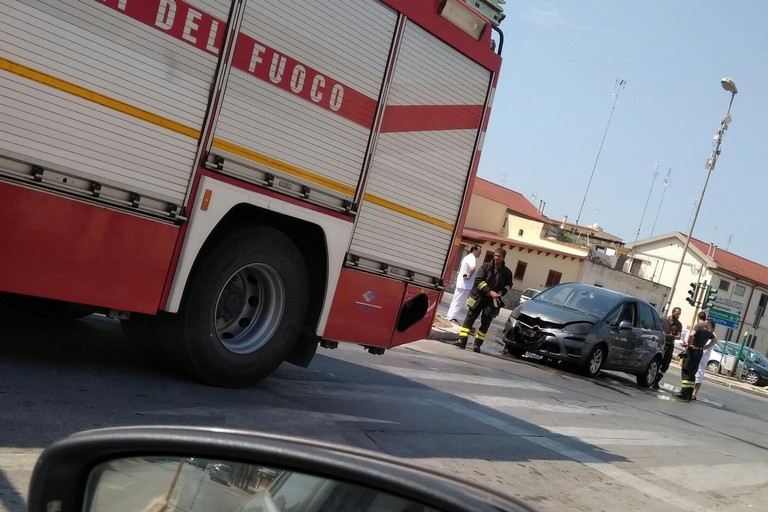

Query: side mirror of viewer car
<box><xmin>27</xmin><ymin>426</ymin><xmax>539</xmax><ymax>512</ymax></box>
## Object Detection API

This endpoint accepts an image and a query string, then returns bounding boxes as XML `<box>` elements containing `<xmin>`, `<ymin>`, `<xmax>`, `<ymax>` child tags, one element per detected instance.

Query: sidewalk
<box><xmin>429</xmin><ymin>294</ymin><xmax>768</xmax><ymax>399</ymax></box>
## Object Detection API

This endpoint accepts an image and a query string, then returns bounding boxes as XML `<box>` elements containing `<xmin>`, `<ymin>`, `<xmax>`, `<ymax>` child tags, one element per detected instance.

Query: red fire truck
<box><xmin>0</xmin><ymin>0</ymin><xmax>504</xmax><ymax>386</ymax></box>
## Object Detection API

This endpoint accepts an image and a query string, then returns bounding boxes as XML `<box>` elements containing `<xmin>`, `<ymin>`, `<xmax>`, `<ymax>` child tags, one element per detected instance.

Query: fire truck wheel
<box><xmin>163</xmin><ymin>225</ymin><xmax>309</xmax><ymax>387</ymax></box>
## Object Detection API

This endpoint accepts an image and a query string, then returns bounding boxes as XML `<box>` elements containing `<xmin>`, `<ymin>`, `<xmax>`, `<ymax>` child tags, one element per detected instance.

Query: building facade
<box><xmin>629</xmin><ymin>233</ymin><xmax>768</xmax><ymax>355</ymax></box>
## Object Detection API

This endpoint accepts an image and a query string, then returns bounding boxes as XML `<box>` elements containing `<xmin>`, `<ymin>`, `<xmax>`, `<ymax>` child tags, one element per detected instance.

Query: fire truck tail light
<box><xmin>438</xmin><ymin>0</ymin><xmax>487</xmax><ymax>40</ymax></box>
<box><xmin>201</xmin><ymin>189</ymin><xmax>212</xmax><ymax>211</ymax></box>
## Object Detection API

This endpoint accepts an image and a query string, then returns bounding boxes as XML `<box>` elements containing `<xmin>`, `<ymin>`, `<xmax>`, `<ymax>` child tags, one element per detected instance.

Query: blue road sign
<box><xmin>711</xmin><ymin>316</ymin><xmax>738</xmax><ymax>329</ymax></box>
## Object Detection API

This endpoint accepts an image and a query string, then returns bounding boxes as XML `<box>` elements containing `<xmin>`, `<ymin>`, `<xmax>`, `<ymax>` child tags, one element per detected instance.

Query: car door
<box><xmin>603</xmin><ymin>301</ymin><xmax>636</xmax><ymax>369</ymax></box>
<box><xmin>631</xmin><ymin>303</ymin><xmax>663</xmax><ymax>370</ymax></box>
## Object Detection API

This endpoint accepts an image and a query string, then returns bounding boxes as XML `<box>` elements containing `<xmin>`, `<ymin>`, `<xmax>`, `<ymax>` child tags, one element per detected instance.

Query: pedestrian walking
<box><xmin>651</xmin><ymin>306</ymin><xmax>683</xmax><ymax>390</ymax></box>
<box><xmin>692</xmin><ymin>319</ymin><xmax>718</xmax><ymax>400</ymax></box>
<box><xmin>446</xmin><ymin>245</ymin><xmax>481</xmax><ymax>323</ymax></box>
<box><xmin>455</xmin><ymin>248</ymin><xmax>513</xmax><ymax>353</ymax></box>
<box><xmin>677</xmin><ymin>312</ymin><xmax>714</xmax><ymax>401</ymax></box>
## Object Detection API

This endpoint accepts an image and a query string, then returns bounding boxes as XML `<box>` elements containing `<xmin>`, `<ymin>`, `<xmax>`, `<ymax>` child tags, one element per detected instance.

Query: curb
<box><xmin>670</xmin><ymin>358</ymin><xmax>768</xmax><ymax>398</ymax></box>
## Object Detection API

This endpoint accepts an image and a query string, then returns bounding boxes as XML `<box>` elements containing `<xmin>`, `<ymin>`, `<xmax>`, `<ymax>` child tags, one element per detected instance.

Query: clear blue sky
<box><xmin>479</xmin><ymin>1</ymin><xmax>768</xmax><ymax>265</ymax></box>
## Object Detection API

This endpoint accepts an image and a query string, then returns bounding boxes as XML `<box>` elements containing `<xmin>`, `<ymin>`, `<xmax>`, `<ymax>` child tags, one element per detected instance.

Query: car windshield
<box><xmin>534</xmin><ymin>284</ymin><xmax>623</xmax><ymax>317</ymax></box>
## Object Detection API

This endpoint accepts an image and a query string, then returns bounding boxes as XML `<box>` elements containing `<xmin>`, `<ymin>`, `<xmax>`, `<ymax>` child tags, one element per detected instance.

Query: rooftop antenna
<box><xmin>633</xmin><ymin>164</ymin><xmax>660</xmax><ymax>248</ymax></box>
<box><xmin>575</xmin><ymin>78</ymin><xmax>626</xmax><ymax>226</ymax></box>
<box><xmin>649</xmin><ymin>168</ymin><xmax>671</xmax><ymax>237</ymax></box>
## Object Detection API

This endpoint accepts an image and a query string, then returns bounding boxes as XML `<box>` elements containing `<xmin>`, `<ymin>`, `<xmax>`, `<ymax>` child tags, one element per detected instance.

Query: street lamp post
<box><xmin>666</xmin><ymin>78</ymin><xmax>738</xmax><ymax>311</ymax></box>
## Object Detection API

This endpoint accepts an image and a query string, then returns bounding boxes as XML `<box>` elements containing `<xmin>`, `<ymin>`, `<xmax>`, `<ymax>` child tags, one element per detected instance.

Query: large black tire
<box><xmin>160</xmin><ymin>225</ymin><xmax>309</xmax><ymax>387</ymax></box>
<box><xmin>636</xmin><ymin>356</ymin><xmax>661</xmax><ymax>388</ymax></box>
<box><xmin>582</xmin><ymin>344</ymin><xmax>606</xmax><ymax>378</ymax></box>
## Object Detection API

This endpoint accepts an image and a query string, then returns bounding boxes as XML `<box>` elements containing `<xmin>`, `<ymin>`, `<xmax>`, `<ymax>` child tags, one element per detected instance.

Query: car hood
<box><xmin>514</xmin><ymin>299</ymin><xmax>598</xmax><ymax>326</ymax></box>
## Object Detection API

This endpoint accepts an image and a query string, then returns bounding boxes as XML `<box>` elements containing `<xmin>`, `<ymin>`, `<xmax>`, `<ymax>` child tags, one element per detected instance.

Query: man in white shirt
<box><xmin>446</xmin><ymin>245</ymin><xmax>481</xmax><ymax>323</ymax></box>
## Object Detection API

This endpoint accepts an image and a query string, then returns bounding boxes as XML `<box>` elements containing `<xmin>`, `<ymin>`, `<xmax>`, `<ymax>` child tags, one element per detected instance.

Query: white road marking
<box><xmin>539</xmin><ymin>426</ymin><xmax>703</xmax><ymax>446</ymax></box>
<box><xmin>0</xmin><ymin>449</ymin><xmax>42</xmax><ymax>470</ymax></box>
<box><xmin>437</xmin><ymin>401</ymin><xmax>705</xmax><ymax>512</ymax></box>
<box><xmin>381</xmin><ymin>367</ymin><xmax>560</xmax><ymax>392</ymax></box>
<box><xmin>647</xmin><ymin>463</ymin><xmax>768</xmax><ymax>492</ymax></box>
<box><xmin>454</xmin><ymin>394</ymin><xmax>612</xmax><ymax>414</ymax></box>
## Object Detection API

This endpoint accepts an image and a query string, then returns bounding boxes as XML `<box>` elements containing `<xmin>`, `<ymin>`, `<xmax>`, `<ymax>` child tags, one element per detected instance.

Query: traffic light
<box><xmin>686</xmin><ymin>282</ymin><xmax>698</xmax><ymax>306</ymax></box>
<box><xmin>703</xmin><ymin>285</ymin><xmax>718</xmax><ymax>309</ymax></box>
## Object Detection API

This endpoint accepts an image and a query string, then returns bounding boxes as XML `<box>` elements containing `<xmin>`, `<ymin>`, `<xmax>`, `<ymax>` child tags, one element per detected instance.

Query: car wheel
<box><xmin>159</xmin><ymin>225</ymin><xmax>309</xmax><ymax>387</ymax></box>
<box><xmin>706</xmin><ymin>361</ymin><xmax>720</xmax><ymax>374</ymax></box>
<box><xmin>746</xmin><ymin>370</ymin><xmax>761</xmax><ymax>385</ymax></box>
<box><xmin>582</xmin><ymin>345</ymin><xmax>606</xmax><ymax>378</ymax></box>
<box><xmin>636</xmin><ymin>356</ymin><xmax>661</xmax><ymax>388</ymax></box>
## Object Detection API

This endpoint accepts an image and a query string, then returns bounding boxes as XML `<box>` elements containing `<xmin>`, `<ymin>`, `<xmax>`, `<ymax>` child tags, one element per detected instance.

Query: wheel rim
<box><xmin>746</xmin><ymin>372</ymin><xmax>759</xmax><ymax>384</ymax></box>
<box><xmin>214</xmin><ymin>263</ymin><xmax>285</xmax><ymax>354</ymax></box>
<box><xmin>589</xmin><ymin>348</ymin><xmax>603</xmax><ymax>374</ymax></box>
<box><xmin>707</xmin><ymin>362</ymin><xmax>719</xmax><ymax>373</ymax></box>
<box><xmin>647</xmin><ymin>360</ymin><xmax>659</xmax><ymax>383</ymax></box>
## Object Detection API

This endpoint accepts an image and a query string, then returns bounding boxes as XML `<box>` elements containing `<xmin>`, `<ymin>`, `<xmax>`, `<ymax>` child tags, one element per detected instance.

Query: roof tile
<box><xmin>473</xmin><ymin>178</ymin><xmax>550</xmax><ymax>223</ymax></box>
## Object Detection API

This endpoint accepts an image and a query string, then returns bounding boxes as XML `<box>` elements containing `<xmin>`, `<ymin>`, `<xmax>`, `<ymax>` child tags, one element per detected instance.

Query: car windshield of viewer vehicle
<box><xmin>85</xmin><ymin>456</ymin><xmax>440</xmax><ymax>512</ymax></box>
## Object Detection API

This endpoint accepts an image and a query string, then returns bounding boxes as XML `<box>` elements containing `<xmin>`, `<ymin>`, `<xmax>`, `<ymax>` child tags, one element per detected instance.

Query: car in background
<box><xmin>706</xmin><ymin>341</ymin><xmax>768</xmax><ymax>386</ymax></box>
<box><xmin>186</xmin><ymin>457</ymin><xmax>210</xmax><ymax>470</ymax></box>
<box><xmin>502</xmin><ymin>282</ymin><xmax>665</xmax><ymax>387</ymax></box>
<box><xmin>507</xmin><ymin>287</ymin><xmax>543</xmax><ymax>309</ymax></box>
<box><xmin>519</xmin><ymin>288</ymin><xmax>541</xmax><ymax>305</ymax></box>
<box><xmin>208</xmin><ymin>463</ymin><xmax>233</xmax><ymax>485</ymax></box>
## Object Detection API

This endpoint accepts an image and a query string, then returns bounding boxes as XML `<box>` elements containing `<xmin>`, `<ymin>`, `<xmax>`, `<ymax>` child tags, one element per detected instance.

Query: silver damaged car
<box><xmin>502</xmin><ymin>283</ymin><xmax>665</xmax><ymax>387</ymax></box>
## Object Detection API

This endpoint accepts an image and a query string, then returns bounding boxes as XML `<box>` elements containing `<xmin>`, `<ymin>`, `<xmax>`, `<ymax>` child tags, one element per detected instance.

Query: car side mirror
<box><xmin>618</xmin><ymin>320</ymin><xmax>633</xmax><ymax>331</ymax></box>
<box><xmin>27</xmin><ymin>426</ymin><xmax>538</xmax><ymax>512</ymax></box>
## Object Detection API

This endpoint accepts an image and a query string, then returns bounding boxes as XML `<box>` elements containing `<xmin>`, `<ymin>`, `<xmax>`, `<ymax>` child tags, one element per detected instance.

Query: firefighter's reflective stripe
<box><xmin>459</xmin><ymin>327</ymin><xmax>471</xmax><ymax>338</ymax></box>
<box><xmin>477</xmin><ymin>281</ymin><xmax>488</xmax><ymax>291</ymax></box>
<box><xmin>475</xmin><ymin>330</ymin><xmax>486</xmax><ymax>341</ymax></box>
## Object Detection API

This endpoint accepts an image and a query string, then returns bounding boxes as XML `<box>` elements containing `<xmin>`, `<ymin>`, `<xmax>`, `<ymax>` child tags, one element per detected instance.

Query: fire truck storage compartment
<box><xmin>348</xmin><ymin>20</ymin><xmax>491</xmax><ymax>283</ymax></box>
<box><xmin>209</xmin><ymin>0</ymin><xmax>397</xmax><ymax>205</ymax></box>
<box><xmin>0</xmin><ymin>0</ymin><xmax>227</xmax><ymax>208</ymax></box>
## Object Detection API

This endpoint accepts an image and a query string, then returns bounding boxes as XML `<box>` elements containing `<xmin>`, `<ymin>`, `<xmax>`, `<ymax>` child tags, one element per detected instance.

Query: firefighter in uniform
<box><xmin>455</xmin><ymin>248</ymin><xmax>513</xmax><ymax>353</ymax></box>
<box><xmin>677</xmin><ymin>312</ymin><xmax>716</xmax><ymax>401</ymax></box>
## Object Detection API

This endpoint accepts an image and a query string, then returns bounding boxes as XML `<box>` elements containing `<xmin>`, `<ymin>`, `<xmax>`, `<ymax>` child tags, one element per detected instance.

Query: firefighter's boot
<box><xmin>472</xmin><ymin>331</ymin><xmax>486</xmax><ymax>353</ymax></box>
<box><xmin>455</xmin><ymin>326</ymin><xmax>471</xmax><ymax>349</ymax></box>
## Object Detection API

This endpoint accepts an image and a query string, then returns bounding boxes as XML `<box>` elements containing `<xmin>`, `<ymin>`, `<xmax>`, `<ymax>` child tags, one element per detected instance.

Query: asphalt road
<box><xmin>1</xmin><ymin>311</ymin><xmax>768</xmax><ymax>512</ymax></box>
